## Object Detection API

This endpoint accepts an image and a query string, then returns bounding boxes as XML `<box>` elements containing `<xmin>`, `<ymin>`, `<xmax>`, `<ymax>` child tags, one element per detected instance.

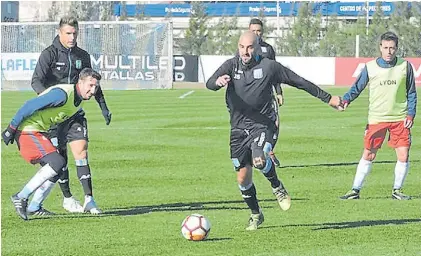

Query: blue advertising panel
<box><xmin>114</xmin><ymin>2</ymin><xmax>397</xmax><ymax>17</ymax></box>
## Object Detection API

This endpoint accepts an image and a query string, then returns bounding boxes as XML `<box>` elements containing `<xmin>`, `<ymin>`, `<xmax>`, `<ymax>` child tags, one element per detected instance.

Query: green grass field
<box><xmin>1</xmin><ymin>87</ymin><xmax>420</xmax><ymax>256</ymax></box>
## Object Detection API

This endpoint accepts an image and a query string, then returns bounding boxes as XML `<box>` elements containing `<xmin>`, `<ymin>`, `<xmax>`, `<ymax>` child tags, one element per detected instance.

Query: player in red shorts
<box><xmin>339</xmin><ymin>32</ymin><xmax>417</xmax><ymax>200</ymax></box>
<box><xmin>2</xmin><ymin>68</ymin><xmax>101</xmax><ymax>220</ymax></box>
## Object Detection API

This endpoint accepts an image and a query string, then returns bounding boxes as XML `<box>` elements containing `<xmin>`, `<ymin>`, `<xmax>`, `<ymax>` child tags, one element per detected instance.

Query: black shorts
<box><xmin>230</xmin><ymin>126</ymin><xmax>274</xmax><ymax>170</ymax></box>
<box><xmin>48</xmin><ymin>110</ymin><xmax>88</xmax><ymax>148</ymax></box>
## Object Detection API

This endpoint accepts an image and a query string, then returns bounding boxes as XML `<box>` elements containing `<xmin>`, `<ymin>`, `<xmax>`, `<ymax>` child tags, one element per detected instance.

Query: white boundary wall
<box><xmin>198</xmin><ymin>56</ymin><xmax>336</xmax><ymax>85</ymax></box>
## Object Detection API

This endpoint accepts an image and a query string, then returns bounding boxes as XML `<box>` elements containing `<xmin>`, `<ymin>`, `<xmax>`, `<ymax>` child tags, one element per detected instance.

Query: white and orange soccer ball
<box><xmin>181</xmin><ymin>214</ymin><xmax>211</xmax><ymax>241</ymax></box>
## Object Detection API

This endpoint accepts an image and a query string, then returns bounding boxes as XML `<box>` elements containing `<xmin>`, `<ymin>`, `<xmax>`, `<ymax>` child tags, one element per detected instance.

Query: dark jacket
<box><xmin>206</xmin><ymin>57</ymin><xmax>331</xmax><ymax>129</ymax></box>
<box><xmin>31</xmin><ymin>36</ymin><xmax>108</xmax><ymax>112</ymax></box>
<box><xmin>259</xmin><ymin>40</ymin><xmax>276</xmax><ymax>61</ymax></box>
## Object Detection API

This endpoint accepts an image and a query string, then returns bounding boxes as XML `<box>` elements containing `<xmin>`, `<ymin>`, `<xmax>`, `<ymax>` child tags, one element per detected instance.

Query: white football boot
<box><xmin>246</xmin><ymin>209</ymin><xmax>264</xmax><ymax>231</ymax></box>
<box><xmin>273</xmin><ymin>186</ymin><xmax>291</xmax><ymax>211</ymax></box>
<box><xmin>63</xmin><ymin>196</ymin><xmax>84</xmax><ymax>213</ymax></box>
<box><xmin>83</xmin><ymin>196</ymin><xmax>102</xmax><ymax>214</ymax></box>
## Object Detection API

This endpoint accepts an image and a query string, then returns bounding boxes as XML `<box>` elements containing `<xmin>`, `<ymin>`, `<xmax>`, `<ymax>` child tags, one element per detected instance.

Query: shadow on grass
<box><xmin>25</xmin><ymin>198</ymin><xmax>308</xmax><ymax>220</ymax></box>
<box><xmin>202</xmin><ymin>237</ymin><xmax>233</xmax><ymax>242</ymax></box>
<box><xmin>104</xmin><ymin>198</ymin><xmax>308</xmax><ymax>216</ymax></box>
<box><xmin>261</xmin><ymin>218</ymin><xmax>421</xmax><ymax>230</ymax></box>
<box><xmin>280</xmin><ymin>160</ymin><xmax>420</xmax><ymax>169</ymax></box>
<box><xmin>364</xmin><ymin>195</ymin><xmax>421</xmax><ymax>200</ymax></box>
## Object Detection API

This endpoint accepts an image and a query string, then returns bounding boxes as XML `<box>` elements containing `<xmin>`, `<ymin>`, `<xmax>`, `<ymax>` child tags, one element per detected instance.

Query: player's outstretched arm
<box><xmin>271</xmin><ymin>61</ymin><xmax>342</xmax><ymax>109</ymax></box>
<box><xmin>10</xmin><ymin>89</ymin><xmax>67</xmax><ymax>129</ymax></box>
<box><xmin>329</xmin><ymin>96</ymin><xmax>344</xmax><ymax>110</ymax></box>
<box><xmin>341</xmin><ymin>66</ymin><xmax>369</xmax><ymax>110</ymax></box>
<box><xmin>2</xmin><ymin>89</ymin><xmax>67</xmax><ymax>145</ymax></box>
<box><xmin>206</xmin><ymin>59</ymin><xmax>233</xmax><ymax>91</ymax></box>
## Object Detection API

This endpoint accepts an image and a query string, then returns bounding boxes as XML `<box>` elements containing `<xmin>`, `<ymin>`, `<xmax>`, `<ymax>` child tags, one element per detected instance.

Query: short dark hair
<box><xmin>249</xmin><ymin>18</ymin><xmax>263</xmax><ymax>28</ymax></box>
<box><xmin>79</xmin><ymin>68</ymin><xmax>101</xmax><ymax>81</ymax></box>
<box><xmin>380</xmin><ymin>31</ymin><xmax>399</xmax><ymax>47</ymax></box>
<box><xmin>59</xmin><ymin>16</ymin><xmax>79</xmax><ymax>29</ymax></box>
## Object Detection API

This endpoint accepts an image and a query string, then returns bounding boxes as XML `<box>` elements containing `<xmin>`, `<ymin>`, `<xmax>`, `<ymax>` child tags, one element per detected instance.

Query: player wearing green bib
<box><xmin>339</xmin><ymin>32</ymin><xmax>417</xmax><ymax>200</ymax></box>
<box><xmin>2</xmin><ymin>68</ymin><xmax>101</xmax><ymax>220</ymax></box>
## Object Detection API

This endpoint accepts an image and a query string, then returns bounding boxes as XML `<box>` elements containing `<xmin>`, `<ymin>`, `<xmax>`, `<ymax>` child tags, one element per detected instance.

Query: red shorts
<box><xmin>16</xmin><ymin>132</ymin><xmax>57</xmax><ymax>164</ymax></box>
<box><xmin>364</xmin><ymin>121</ymin><xmax>411</xmax><ymax>150</ymax></box>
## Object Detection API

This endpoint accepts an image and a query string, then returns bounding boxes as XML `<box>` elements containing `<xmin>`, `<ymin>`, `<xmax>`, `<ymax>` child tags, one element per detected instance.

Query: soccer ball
<box><xmin>181</xmin><ymin>214</ymin><xmax>211</xmax><ymax>241</ymax></box>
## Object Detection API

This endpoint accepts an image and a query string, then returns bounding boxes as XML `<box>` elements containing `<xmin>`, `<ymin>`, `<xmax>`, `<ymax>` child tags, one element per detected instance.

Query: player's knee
<box><xmin>72</xmin><ymin>147</ymin><xmax>88</xmax><ymax>161</ymax></box>
<box><xmin>252</xmin><ymin>146</ymin><xmax>269</xmax><ymax>169</ymax></box>
<box><xmin>237</xmin><ymin>175</ymin><xmax>248</xmax><ymax>185</ymax></box>
<box><xmin>237</xmin><ymin>172</ymin><xmax>246</xmax><ymax>185</ymax></box>
<box><xmin>364</xmin><ymin>153</ymin><xmax>376</xmax><ymax>161</ymax></box>
<box><xmin>40</xmin><ymin>152</ymin><xmax>66</xmax><ymax>174</ymax></box>
<box><xmin>397</xmin><ymin>152</ymin><xmax>409</xmax><ymax>162</ymax></box>
<box><xmin>70</xmin><ymin>140</ymin><xmax>88</xmax><ymax>160</ymax></box>
<box><xmin>363</xmin><ymin>149</ymin><xmax>377</xmax><ymax>161</ymax></box>
<box><xmin>252</xmin><ymin>156</ymin><xmax>266</xmax><ymax>170</ymax></box>
<box><xmin>236</xmin><ymin>166</ymin><xmax>251</xmax><ymax>185</ymax></box>
<box><xmin>75</xmin><ymin>150</ymin><xmax>88</xmax><ymax>161</ymax></box>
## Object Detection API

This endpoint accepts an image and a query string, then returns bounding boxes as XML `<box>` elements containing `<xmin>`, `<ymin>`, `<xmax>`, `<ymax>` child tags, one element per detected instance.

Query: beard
<box><xmin>241</xmin><ymin>55</ymin><xmax>251</xmax><ymax>65</ymax></box>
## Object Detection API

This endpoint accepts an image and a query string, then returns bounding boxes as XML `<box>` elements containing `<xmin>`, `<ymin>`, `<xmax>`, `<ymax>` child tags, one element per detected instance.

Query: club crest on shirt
<box><xmin>253</xmin><ymin>68</ymin><xmax>263</xmax><ymax>79</ymax></box>
<box><xmin>261</xmin><ymin>46</ymin><xmax>267</xmax><ymax>53</ymax></box>
<box><xmin>75</xmin><ymin>60</ymin><xmax>82</xmax><ymax>69</ymax></box>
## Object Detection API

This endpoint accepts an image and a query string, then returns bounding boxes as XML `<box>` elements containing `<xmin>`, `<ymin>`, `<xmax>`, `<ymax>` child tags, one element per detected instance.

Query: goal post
<box><xmin>1</xmin><ymin>20</ymin><xmax>174</xmax><ymax>91</ymax></box>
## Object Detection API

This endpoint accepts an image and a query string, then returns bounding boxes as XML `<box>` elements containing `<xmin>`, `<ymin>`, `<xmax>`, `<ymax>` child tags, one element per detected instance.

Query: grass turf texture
<box><xmin>2</xmin><ymin>88</ymin><xmax>420</xmax><ymax>256</ymax></box>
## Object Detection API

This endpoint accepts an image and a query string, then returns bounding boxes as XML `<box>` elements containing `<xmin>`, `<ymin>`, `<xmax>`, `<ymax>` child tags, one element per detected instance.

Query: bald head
<box><xmin>238</xmin><ymin>31</ymin><xmax>259</xmax><ymax>65</ymax></box>
<box><xmin>239</xmin><ymin>31</ymin><xmax>258</xmax><ymax>46</ymax></box>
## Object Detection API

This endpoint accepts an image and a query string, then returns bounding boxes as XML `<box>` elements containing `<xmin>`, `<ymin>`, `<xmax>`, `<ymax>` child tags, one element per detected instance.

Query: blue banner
<box><xmin>114</xmin><ymin>2</ymin><xmax>397</xmax><ymax>17</ymax></box>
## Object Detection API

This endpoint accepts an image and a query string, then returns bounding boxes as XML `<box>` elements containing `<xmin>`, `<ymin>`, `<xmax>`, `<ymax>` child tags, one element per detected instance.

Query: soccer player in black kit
<box><xmin>206</xmin><ymin>31</ymin><xmax>343</xmax><ymax>230</ymax></box>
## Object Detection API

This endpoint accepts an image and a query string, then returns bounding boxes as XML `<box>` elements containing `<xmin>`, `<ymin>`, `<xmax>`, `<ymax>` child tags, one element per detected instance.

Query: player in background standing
<box><xmin>339</xmin><ymin>32</ymin><xmax>417</xmax><ymax>200</ymax></box>
<box><xmin>28</xmin><ymin>16</ymin><xmax>111</xmax><ymax>215</ymax></box>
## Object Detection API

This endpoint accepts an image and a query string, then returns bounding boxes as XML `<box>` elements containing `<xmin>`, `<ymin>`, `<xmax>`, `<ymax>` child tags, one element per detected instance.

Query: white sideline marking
<box><xmin>179</xmin><ymin>90</ymin><xmax>195</xmax><ymax>99</ymax></box>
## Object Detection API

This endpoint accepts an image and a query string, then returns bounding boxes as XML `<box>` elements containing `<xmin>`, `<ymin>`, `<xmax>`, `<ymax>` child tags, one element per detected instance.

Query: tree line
<box><xmin>181</xmin><ymin>2</ymin><xmax>421</xmax><ymax>57</ymax></box>
<box><xmin>46</xmin><ymin>1</ymin><xmax>421</xmax><ymax>57</ymax></box>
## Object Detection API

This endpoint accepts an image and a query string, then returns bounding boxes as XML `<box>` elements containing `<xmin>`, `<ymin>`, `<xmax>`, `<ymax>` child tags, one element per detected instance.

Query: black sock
<box><xmin>263</xmin><ymin>165</ymin><xmax>282</xmax><ymax>189</ymax></box>
<box><xmin>240</xmin><ymin>184</ymin><xmax>260</xmax><ymax>214</ymax></box>
<box><xmin>77</xmin><ymin>165</ymin><xmax>93</xmax><ymax>196</ymax></box>
<box><xmin>58</xmin><ymin>167</ymin><xmax>72</xmax><ymax>198</ymax></box>
<box><xmin>55</xmin><ymin>147</ymin><xmax>72</xmax><ymax>198</ymax></box>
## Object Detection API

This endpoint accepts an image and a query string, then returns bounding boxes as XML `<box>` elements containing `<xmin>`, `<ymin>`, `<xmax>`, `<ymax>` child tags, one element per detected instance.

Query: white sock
<box><xmin>17</xmin><ymin>164</ymin><xmax>58</xmax><ymax>199</ymax></box>
<box><xmin>27</xmin><ymin>180</ymin><xmax>56</xmax><ymax>212</ymax></box>
<box><xmin>352</xmin><ymin>158</ymin><xmax>373</xmax><ymax>190</ymax></box>
<box><xmin>393</xmin><ymin>161</ymin><xmax>409</xmax><ymax>190</ymax></box>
